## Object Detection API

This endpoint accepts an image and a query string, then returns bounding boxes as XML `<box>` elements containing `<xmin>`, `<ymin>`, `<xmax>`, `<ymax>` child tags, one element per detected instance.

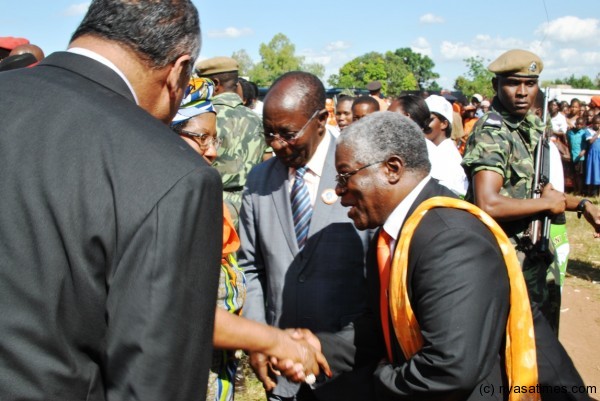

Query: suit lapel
<box><xmin>307</xmin><ymin>135</ymin><xmax>338</xmax><ymax>237</ymax></box>
<box><xmin>300</xmin><ymin>135</ymin><xmax>339</xmax><ymax>260</ymax></box>
<box><xmin>270</xmin><ymin>160</ymin><xmax>298</xmax><ymax>254</ymax></box>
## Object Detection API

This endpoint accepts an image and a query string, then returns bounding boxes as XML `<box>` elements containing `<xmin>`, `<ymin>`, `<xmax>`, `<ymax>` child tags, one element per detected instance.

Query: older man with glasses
<box><xmin>237</xmin><ymin>71</ymin><xmax>372</xmax><ymax>401</ymax></box>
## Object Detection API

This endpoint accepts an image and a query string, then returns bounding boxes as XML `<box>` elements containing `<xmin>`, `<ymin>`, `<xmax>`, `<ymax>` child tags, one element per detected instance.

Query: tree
<box><xmin>384</xmin><ymin>51</ymin><xmax>418</xmax><ymax>95</ymax></box>
<box><xmin>231</xmin><ymin>49</ymin><xmax>254</xmax><ymax>78</ymax></box>
<box><xmin>453</xmin><ymin>56</ymin><xmax>494</xmax><ymax>99</ymax></box>
<box><xmin>329</xmin><ymin>52</ymin><xmax>387</xmax><ymax>90</ymax></box>
<box><xmin>543</xmin><ymin>74</ymin><xmax>599</xmax><ymax>89</ymax></box>
<box><xmin>248</xmin><ymin>33</ymin><xmax>324</xmax><ymax>86</ymax></box>
<box><xmin>391</xmin><ymin>48</ymin><xmax>440</xmax><ymax>90</ymax></box>
<box><xmin>329</xmin><ymin>48</ymin><xmax>439</xmax><ymax>96</ymax></box>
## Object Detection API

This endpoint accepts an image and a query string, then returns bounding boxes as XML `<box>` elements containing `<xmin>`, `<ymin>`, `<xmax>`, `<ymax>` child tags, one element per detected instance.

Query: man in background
<box><xmin>239</xmin><ymin>71</ymin><xmax>371</xmax><ymax>401</ymax></box>
<box><xmin>462</xmin><ymin>49</ymin><xmax>600</xmax><ymax>334</ymax></box>
<box><xmin>366</xmin><ymin>80</ymin><xmax>388</xmax><ymax>111</ymax></box>
<box><xmin>196</xmin><ymin>56</ymin><xmax>267</xmax><ymax>227</ymax></box>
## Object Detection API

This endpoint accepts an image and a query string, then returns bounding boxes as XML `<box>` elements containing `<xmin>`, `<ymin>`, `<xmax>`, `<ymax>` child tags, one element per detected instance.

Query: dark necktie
<box><xmin>291</xmin><ymin>166</ymin><xmax>312</xmax><ymax>250</ymax></box>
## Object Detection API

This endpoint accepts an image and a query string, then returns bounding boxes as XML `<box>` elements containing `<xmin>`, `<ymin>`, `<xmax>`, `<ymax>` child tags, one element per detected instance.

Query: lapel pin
<box><xmin>321</xmin><ymin>188</ymin><xmax>338</xmax><ymax>205</ymax></box>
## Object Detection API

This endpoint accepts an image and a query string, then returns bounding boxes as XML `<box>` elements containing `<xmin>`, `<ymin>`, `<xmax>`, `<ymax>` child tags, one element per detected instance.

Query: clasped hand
<box><xmin>249</xmin><ymin>328</ymin><xmax>330</xmax><ymax>391</ymax></box>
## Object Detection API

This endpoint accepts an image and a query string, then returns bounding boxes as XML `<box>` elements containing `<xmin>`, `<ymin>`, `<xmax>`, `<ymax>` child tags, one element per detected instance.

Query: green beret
<box><xmin>196</xmin><ymin>56</ymin><xmax>238</xmax><ymax>76</ymax></box>
<box><xmin>488</xmin><ymin>49</ymin><xmax>543</xmax><ymax>77</ymax></box>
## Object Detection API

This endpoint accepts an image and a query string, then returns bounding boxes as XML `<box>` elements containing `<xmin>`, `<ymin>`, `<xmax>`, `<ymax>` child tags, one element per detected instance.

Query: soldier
<box><xmin>462</xmin><ymin>49</ymin><xmax>600</xmax><ymax>334</ymax></box>
<box><xmin>196</xmin><ymin>57</ymin><xmax>267</xmax><ymax>227</ymax></box>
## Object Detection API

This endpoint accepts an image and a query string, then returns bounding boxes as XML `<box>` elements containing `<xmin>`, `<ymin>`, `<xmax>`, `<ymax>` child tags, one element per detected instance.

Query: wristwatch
<box><xmin>577</xmin><ymin>198</ymin><xmax>591</xmax><ymax>219</ymax></box>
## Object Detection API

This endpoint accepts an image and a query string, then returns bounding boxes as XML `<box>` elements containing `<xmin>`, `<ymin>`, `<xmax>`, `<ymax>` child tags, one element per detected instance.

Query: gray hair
<box><xmin>71</xmin><ymin>0</ymin><xmax>201</xmax><ymax>69</ymax></box>
<box><xmin>337</xmin><ymin>111</ymin><xmax>431</xmax><ymax>173</ymax></box>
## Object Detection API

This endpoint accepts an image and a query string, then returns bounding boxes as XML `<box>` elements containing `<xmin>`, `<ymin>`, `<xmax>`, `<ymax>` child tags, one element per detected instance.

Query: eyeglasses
<box><xmin>178</xmin><ymin>130</ymin><xmax>222</xmax><ymax>150</ymax></box>
<box><xmin>265</xmin><ymin>110</ymin><xmax>320</xmax><ymax>146</ymax></box>
<box><xmin>335</xmin><ymin>161</ymin><xmax>384</xmax><ymax>187</ymax></box>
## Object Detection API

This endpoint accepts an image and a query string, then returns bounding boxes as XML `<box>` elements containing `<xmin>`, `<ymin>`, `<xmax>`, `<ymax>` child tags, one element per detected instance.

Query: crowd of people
<box><xmin>1</xmin><ymin>1</ymin><xmax>599</xmax><ymax>401</ymax></box>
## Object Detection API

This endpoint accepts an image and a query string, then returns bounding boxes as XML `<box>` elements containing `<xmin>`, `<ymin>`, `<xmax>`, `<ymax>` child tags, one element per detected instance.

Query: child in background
<box><xmin>585</xmin><ymin>114</ymin><xmax>600</xmax><ymax>196</ymax></box>
<box><xmin>567</xmin><ymin>117</ymin><xmax>592</xmax><ymax>195</ymax></box>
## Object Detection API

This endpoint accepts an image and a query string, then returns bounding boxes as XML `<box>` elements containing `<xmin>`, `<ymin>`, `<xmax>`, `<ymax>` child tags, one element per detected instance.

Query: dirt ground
<box><xmin>559</xmin><ymin>276</ymin><xmax>600</xmax><ymax>397</ymax></box>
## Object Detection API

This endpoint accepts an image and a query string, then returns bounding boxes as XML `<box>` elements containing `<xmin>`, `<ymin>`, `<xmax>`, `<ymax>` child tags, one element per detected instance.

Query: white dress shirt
<box><xmin>287</xmin><ymin>129</ymin><xmax>333</xmax><ymax>207</ymax></box>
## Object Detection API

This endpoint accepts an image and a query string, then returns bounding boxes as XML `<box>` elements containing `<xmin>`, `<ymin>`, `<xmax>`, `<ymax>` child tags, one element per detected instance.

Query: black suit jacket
<box><xmin>0</xmin><ymin>52</ymin><xmax>223</xmax><ymax>401</ymax></box>
<box><xmin>317</xmin><ymin>179</ymin><xmax>589</xmax><ymax>401</ymax></box>
<box><xmin>317</xmin><ymin>179</ymin><xmax>510</xmax><ymax>401</ymax></box>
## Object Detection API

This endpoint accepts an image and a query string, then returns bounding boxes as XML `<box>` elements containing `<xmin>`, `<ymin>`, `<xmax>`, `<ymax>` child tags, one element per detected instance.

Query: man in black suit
<box><xmin>314</xmin><ymin>111</ymin><xmax>510</xmax><ymax>400</ymax></box>
<box><xmin>312</xmin><ymin>112</ymin><xmax>589</xmax><ymax>401</ymax></box>
<box><xmin>0</xmin><ymin>1</ymin><xmax>223</xmax><ymax>400</ymax></box>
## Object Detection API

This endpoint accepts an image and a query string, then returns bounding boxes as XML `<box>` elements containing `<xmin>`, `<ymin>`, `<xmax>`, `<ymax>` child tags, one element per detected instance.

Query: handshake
<box><xmin>249</xmin><ymin>328</ymin><xmax>331</xmax><ymax>391</ymax></box>
<box><xmin>213</xmin><ymin>309</ymin><xmax>330</xmax><ymax>392</ymax></box>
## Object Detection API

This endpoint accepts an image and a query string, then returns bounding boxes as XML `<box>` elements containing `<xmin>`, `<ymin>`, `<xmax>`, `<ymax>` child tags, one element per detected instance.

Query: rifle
<box><xmin>529</xmin><ymin>87</ymin><xmax>552</xmax><ymax>260</ymax></box>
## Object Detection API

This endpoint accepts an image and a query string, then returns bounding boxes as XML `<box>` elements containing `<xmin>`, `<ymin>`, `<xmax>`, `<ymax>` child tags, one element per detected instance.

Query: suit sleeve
<box><xmin>105</xmin><ymin>166</ymin><xmax>223</xmax><ymax>401</ymax></box>
<box><xmin>374</xmin><ymin>223</ymin><xmax>509</xmax><ymax>401</ymax></box>
<box><xmin>237</xmin><ymin>181</ymin><xmax>267</xmax><ymax>324</ymax></box>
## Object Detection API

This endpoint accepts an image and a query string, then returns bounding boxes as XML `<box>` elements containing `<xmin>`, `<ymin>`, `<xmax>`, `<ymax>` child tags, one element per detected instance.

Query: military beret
<box><xmin>366</xmin><ymin>80</ymin><xmax>382</xmax><ymax>91</ymax></box>
<box><xmin>196</xmin><ymin>56</ymin><xmax>238</xmax><ymax>76</ymax></box>
<box><xmin>488</xmin><ymin>49</ymin><xmax>543</xmax><ymax>77</ymax></box>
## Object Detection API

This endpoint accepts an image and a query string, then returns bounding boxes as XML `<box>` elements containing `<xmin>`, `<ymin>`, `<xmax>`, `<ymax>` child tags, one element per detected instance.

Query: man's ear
<box><xmin>384</xmin><ymin>155</ymin><xmax>404</xmax><ymax>184</ymax></box>
<box><xmin>492</xmin><ymin>77</ymin><xmax>498</xmax><ymax>94</ymax></box>
<box><xmin>211</xmin><ymin>77</ymin><xmax>222</xmax><ymax>94</ymax></box>
<box><xmin>167</xmin><ymin>54</ymin><xmax>193</xmax><ymax>99</ymax></box>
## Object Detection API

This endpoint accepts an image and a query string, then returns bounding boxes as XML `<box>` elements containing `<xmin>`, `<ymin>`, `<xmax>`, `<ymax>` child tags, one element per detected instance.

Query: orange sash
<box><xmin>388</xmin><ymin>197</ymin><xmax>540</xmax><ymax>401</ymax></box>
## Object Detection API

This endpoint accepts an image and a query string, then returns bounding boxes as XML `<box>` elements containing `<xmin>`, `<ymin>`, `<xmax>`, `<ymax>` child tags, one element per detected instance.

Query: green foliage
<box><xmin>453</xmin><ymin>56</ymin><xmax>495</xmax><ymax>99</ymax></box>
<box><xmin>543</xmin><ymin>74</ymin><xmax>599</xmax><ymax>89</ymax></box>
<box><xmin>329</xmin><ymin>48</ymin><xmax>438</xmax><ymax>96</ymax></box>
<box><xmin>231</xmin><ymin>49</ymin><xmax>255</xmax><ymax>78</ymax></box>
<box><xmin>391</xmin><ymin>48</ymin><xmax>440</xmax><ymax>90</ymax></box>
<box><xmin>331</xmin><ymin>51</ymin><xmax>387</xmax><ymax>90</ymax></box>
<box><xmin>247</xmin><ymin>33</ymin><xmax>325</xmax><ymax>86</ymax></box>
<box><xmin>384</xmin><ymin>51</ymin><xmax>418</xmax><ymax>95</ymax></box>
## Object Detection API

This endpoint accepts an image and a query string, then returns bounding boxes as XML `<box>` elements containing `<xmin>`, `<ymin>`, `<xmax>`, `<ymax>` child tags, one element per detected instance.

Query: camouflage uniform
<box><xmin>212</xmin><ymin>92</ymin><xmax>267</xmax><ymax>229</ymax></box>
<box><xmin>462</xmin><ymin>98</ymin><xmax>559</xmax><ymax>330</ymax></box>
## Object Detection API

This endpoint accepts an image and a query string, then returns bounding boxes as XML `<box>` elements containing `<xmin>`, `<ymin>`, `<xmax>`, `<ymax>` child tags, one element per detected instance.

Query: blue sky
<box><xmin>2</xmin><ymin>0</ymin><xmax>599</xmax><ymax>89</ymax></box>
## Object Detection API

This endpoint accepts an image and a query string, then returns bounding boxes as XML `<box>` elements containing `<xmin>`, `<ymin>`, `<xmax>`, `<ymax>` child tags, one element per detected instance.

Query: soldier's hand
<box><xmin>581</xmin><ymin>201</ymin><xmax>600</xmax><ymax>238</ymax></box>
<box><xmin>541</xmin><ymin>184</ymin><xmax>566</xmax><ymax>215</ymax></box>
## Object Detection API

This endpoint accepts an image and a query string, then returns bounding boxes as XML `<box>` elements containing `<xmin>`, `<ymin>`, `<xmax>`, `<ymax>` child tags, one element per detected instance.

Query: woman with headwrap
<box><xmin>171</xmin><ymin>78</ymin><xmax>330</xmax><ymax>401</ymax></box>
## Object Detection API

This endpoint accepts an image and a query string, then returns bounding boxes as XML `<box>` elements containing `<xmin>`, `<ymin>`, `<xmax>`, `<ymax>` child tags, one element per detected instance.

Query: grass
<box><xmin>233</xmin><ymin>196</ymin><xmax>600</xmax><ymax>400</ymax></box>
<box><xmin>564</xmin><ymin>195</ymin><xmax>600</xmax><ymax>283</ymax></box>
<box><xmin>234</xmin><ymin>354</ymin><xmax>266</xmax><ymax>401</ymax></box>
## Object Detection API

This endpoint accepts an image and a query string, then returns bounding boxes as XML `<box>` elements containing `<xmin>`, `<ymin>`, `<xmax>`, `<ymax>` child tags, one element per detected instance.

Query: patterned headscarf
<box><xmin>171</xmin><ymin>77</ymin><xmax>216</xmax><ymax>126</ymax></box>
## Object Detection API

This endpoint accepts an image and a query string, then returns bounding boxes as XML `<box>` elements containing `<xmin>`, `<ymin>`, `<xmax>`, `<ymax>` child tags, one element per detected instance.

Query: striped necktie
<box><xmin>291</xmin><ymin>166</ymin><xmax>312</xmax><ymax>250</ymax></box>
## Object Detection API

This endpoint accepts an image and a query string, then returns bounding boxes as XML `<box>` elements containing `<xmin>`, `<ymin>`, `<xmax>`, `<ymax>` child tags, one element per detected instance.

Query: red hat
<box><xmin>590</xmin><ymin>96</ymin><xmax>600</xmax><ymax>108</ymax></box>
<box><xmin>0</xmin><ymin>36</ymin><xmax>30</xmax><ymax>51</ymax></box>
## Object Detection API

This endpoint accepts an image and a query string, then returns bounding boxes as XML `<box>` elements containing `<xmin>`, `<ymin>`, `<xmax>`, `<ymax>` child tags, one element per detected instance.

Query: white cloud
<box><xmin>581</xmin><ymin>51</ymin><xmax>600</xmax><ymax>66</ymax></box>
<box><xmin>325</xmin><ymin>41</ymin><xmax>351</xmax><ymax>52</ymax></box>
<box><xmin>559</xmin><ymin>48</ymin><xmax>578</xmax><ymax>61</ymax></box>
<box><xmin>411</xmin><ymin>37</ymin><xmax>432</xmax><ymax>57</ymax></box>
<box><xmin>439</xmin><ymin>35</ymin><xmax>547</xmax><ymax>62</ymax></box>
<box><xmin>301</xmin><ymin>52</ymin><xmax>332</xmax><ymax>66</ymax></box>
<box><xmin>63</xmin><ymin>2</ymin><xmax>89</xmax><ymax>17</ymax></box>
<box><xmin>419</xmin><ymin>13</ymin><xmax>444</xmax><ymax>24</ymax></box>
<box><xmin>207</xmin><ymin>27</ymin><xmax>253</xmax><ymax>39</ymax></box>
<box><xmin>536</xmin><ymin>16</ymin><xmax>599</xmax><ymax>44</ymax></box>
<box><xmin>439</xmin><ymin>41</ymin><xmax>477</xmax><ymax>60</ymax></box>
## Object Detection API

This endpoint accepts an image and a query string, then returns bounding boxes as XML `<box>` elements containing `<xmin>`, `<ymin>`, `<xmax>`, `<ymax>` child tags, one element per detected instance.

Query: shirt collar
<box><xmin>68</xmin><ymin>47</ymin><xmax>139</xmax><ymax>105</ymax></box>
<box><xmin>382</xmin><ymin>175</ymin><xmax>432</xmax><ymax>242</ymax></box>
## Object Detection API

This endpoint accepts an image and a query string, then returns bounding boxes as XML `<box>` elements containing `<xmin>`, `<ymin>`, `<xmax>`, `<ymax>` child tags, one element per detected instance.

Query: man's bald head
<box><xmin>9</xmin><ymin>44</ymin><xmax>45</xmax><ymax>62</ymax></box>
<box><xmin>264</xmin><ymin>71</ymin><xmax>325</xmax><ymax>118</ymax></box>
